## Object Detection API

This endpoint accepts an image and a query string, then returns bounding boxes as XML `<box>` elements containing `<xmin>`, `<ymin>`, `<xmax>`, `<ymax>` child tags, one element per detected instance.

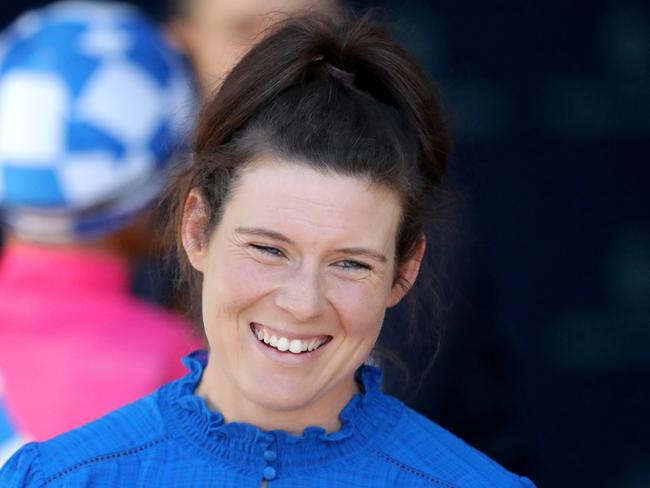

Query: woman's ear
<box><xmin>387</xmin><ymin>236</ymin><xmax>426</xmax><ymax>307</ymax></box>
<box><xmin>181</xmin><ymin>188</ymin><xmax>209</xmax><ymax>272</ymax></box>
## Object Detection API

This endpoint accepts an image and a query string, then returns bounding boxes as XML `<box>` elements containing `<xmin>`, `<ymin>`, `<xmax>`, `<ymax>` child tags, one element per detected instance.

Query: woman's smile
<box><xmin>249</xmin><ymin>321</ymin><xmax>333</xmax><ymax>366</ymax></box>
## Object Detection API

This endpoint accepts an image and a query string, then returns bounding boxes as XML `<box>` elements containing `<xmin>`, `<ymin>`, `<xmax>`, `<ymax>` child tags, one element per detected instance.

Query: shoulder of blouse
<box><xmin>0</xmin><ymin>443</ymin><xmax>43</xmax><ymax>487</ymax></box>
<box><xmin>5</xmin><ymin>391</ymin><xmax>169</xmax><ymax>486</ymax></box>
<box><xmin>374</xmin><ymin>405</ymin><xmax>537</xmax><ymax>488</ymax></box>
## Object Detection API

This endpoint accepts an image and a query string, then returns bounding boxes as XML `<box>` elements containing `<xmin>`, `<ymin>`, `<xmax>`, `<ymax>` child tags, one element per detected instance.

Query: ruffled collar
<box><xmin>158</xmin><ymin>350</ymin><xmax>404</xmax><ymax>473</ymax></box>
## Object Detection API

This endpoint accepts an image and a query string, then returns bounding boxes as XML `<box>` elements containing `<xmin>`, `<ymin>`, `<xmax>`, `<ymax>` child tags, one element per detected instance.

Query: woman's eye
<box><xmin>336</xmin><ymin>260</ymin><xmax>371</xmax><ymax>271</ymax></box>
<box><xmin>250</xmin><ymin>244</ymin><xmax>284</xmax><ymax>257</ymax></box>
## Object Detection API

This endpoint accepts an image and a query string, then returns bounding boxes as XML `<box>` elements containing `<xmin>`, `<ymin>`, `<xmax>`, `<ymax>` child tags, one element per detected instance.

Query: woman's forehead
<box><xmin>222</xmin><ymin>161</ymin><xmax>402</xmax><ymax>247</ymax></box>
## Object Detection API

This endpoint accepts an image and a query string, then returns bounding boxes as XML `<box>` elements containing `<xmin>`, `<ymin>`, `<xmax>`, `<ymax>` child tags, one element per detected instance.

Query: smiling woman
<box><xmin>0</xmin><ymin>9</ymin><xmax>536</xmax><ymax>488</ymax></box>
<box><xmin>185</xmin><ymin>161</ymin><xmax>407</xmax><ymax>434</ymax></box>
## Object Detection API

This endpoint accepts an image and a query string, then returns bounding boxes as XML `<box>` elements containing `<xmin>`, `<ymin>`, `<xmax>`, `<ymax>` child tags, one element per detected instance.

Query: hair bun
<box><xmin>196</xmin><ymin>10</ymin><xmax>449</xmax><ymax>190</ymax></box>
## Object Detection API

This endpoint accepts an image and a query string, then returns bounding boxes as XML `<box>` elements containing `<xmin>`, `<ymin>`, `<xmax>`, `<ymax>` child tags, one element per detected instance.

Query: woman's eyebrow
<box><xmin>235</xmin><ymin>227</ymin><xmax>388</xmax><ymax>263</ymax></box>
<box><xmin>235</xmin><ymin>226</ymin><xmax>293</xmax><ymax>244</ymax></box>
<box><xmin>336</xmin><ymin>247</ymin><xmax>388</xmax><ymax>263</ymax></box>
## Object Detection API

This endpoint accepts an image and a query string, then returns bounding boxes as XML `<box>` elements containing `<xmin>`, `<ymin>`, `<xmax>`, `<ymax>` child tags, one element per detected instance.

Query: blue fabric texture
<box><xmin>0</xmin><ymin>351</ymin><xmax>536</xmax><ymax>487</ymax></box>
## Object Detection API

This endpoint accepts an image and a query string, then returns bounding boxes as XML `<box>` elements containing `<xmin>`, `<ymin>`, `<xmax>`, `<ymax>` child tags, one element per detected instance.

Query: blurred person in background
<box><xmin>0</xmin><ymin>0</ymin><xmax>201</xmax><ymax>463</ymax></box>
<box><xmin>165</xmin><ymin>0</ymin><xmax>340</xmax><ymax>96</ymax></box>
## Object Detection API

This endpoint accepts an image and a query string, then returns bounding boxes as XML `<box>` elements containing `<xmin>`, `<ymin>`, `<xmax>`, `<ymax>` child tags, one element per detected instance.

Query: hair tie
<box><xmin>324</xmin><ymin>63</ymin><xmax>356</xmax><ymax>85</ymax></box>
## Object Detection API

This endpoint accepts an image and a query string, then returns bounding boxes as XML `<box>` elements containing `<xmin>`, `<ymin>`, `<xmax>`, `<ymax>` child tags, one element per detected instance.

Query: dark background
<box><xmin>2</xmin><ymin>1</ymin><xmax>649</xmax><ymax>487</ymax></box>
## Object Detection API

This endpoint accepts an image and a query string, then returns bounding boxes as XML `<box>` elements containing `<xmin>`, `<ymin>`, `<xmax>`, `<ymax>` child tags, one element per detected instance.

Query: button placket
<box><xmin>262</xmin><ymin>465</ymin><xmax>276</xmax><ymax>481</ymax></box>
<box><xmin>261</xmin><ymin>438</ymin><xmax>278</xmax><ymax>482</ymax></box>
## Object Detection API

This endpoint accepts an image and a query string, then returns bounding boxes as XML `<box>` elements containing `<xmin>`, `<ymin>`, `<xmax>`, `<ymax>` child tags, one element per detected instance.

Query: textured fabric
<box><xmin>0</xmin><ymin>350</ymin><xmax>536</xmax><ymax>487</ymax></box>
<box><xmin>0</xmin><ymin>244</ymin><xmax>201</xmax><ymax>450</ymax></box>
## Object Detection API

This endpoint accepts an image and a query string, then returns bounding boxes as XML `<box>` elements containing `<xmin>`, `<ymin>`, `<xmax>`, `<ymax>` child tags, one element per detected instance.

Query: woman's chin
<box><xmin>239</xmin><ymin>368</ymin><xmax>323</xmax><ymax>414</ymax></box>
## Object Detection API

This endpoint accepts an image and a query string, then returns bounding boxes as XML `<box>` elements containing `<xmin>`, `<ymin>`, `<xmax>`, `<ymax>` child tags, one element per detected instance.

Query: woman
<box><xmin>0</xmin><ymin>12</ymin><xmax>536</xmax><ymax>487</ymax></box>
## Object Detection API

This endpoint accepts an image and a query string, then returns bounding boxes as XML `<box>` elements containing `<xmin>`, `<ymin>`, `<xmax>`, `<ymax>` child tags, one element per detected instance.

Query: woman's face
<box><xmin>183</xmin><ymin>159</ymin><xmax>423</xmax><ymax>421</ymax></box>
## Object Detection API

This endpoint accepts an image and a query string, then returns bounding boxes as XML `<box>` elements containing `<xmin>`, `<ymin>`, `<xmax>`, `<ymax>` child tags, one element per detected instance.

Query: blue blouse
<box><xmin>0</xmin><ymin>351</ymin><xmax>536</xmax><ymax>487</ymax></box>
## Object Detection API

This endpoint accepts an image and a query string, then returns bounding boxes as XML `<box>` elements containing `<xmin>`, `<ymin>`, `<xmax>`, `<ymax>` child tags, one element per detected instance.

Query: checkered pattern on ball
<box><xmin>0</xmin><ymin>1</ymin><xmax>196</xmax><ymax>242</ymax></box>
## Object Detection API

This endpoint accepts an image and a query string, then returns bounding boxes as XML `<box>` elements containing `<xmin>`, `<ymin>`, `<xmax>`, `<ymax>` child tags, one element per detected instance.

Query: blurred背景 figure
<box><xmin>166</xmin><ymin>0</ymin><xmax>339</xmax><ymax>95</ymax></box>
<box><xmin>0</xmin><ymin>1</ymin><xmax>201</xmax><ymax>462</ymax></box>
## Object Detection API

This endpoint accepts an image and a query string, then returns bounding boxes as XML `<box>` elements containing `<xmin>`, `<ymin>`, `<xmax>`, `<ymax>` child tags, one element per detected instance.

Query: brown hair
<box><xmin>161</xmin><ymin>11</ymin><xmax>452</xmax><ymax>364</ymax></box>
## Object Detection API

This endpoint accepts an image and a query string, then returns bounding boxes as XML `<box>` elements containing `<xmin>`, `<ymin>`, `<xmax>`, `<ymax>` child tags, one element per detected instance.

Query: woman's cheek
<box><xmin>215</xmin><ymin>254</ymin><xmax>282</xmax><ymax>309</ymax></box>
<box><xmin>328</xmin><ymin>279</ymin><xmax>388</xmax><ymax>337</ymax></box>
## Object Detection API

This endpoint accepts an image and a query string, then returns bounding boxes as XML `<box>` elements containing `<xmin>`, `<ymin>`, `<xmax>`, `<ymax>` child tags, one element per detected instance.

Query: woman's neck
<box><xmin>195</xmin><ymin>360</ymin><xmax>360</xmax><ymax>435</ymax></box>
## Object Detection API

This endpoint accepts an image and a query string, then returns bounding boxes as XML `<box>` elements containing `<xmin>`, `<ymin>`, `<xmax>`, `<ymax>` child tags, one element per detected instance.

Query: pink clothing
<box><xmin>0</xmin><ymin>244</ymin><xmax>202</xmax><ymax>441</ymax></box>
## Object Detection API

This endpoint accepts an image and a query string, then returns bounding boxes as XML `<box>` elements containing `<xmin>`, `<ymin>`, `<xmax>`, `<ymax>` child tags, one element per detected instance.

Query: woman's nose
<box><xmin>273</xmin><ymin>265</ymin><xmax>326</xmax><ymax>322</ymax></box>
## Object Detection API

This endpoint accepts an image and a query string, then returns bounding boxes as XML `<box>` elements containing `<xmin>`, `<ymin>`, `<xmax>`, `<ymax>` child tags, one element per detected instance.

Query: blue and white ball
<box><xmin>0</xmin><ymin>1</ymin><xmax>196</xmax><ymax>242</ymax></box>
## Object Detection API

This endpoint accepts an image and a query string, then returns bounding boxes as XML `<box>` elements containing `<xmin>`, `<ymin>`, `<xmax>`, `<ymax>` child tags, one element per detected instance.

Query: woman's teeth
<box><xmin>254</xmin><ymin>327</ymin><xmax>327</xmax><ymax>354</ymax></box>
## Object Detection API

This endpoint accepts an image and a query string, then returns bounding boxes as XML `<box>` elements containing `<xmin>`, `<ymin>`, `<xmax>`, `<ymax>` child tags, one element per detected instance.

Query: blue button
<box><xmin>263</xmin><ymin>449</ymin><xmax>277</xmax><ymax>462</ymax></box>
<box><xmin>263</xmin><ymin>466</ymin><xmax>276</xmax><ymax>480</ymax></box>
